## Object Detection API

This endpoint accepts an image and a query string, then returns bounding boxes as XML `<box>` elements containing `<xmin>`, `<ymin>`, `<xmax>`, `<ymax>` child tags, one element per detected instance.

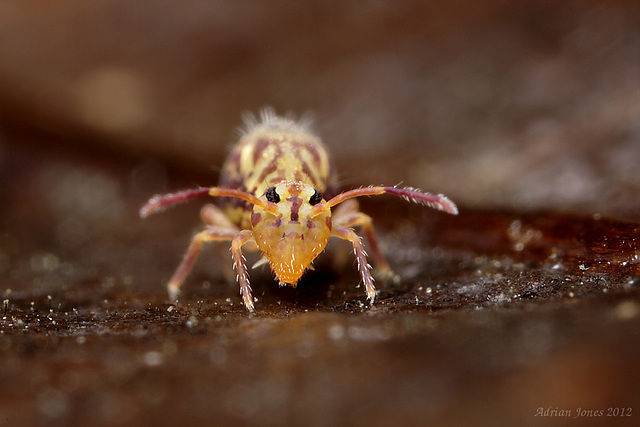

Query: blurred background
<box><xmin>1</xmin><ymin>0</ymin><xmax>638</xmax><ymax>217</ymax></box>
<box><xmin>1</xmin><ymin>1</ymin><xmax>640</xmax><ymax>426</ymax></box>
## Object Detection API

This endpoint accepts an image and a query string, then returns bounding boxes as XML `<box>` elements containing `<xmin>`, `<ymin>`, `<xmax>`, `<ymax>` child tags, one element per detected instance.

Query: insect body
<box><xmin>141</xmin><ymin>109</ymin><xmax>458</xmax><ymax>312</ymax></box>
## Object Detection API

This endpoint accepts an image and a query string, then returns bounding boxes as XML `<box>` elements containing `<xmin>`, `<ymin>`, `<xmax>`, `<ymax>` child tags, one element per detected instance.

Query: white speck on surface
<box><xmin>186</xmin><ymin>315</ymin><xmax>198</xmax><ymax>328</ymax></box>
<box><xmin>347</xmin><ymin>325</ymin><xmax>390</xmax><ymax>341</ymax></box>
<box><xmin>328</xmin><ymin>324</ymin><xmax>345</xmax><ymax>340</ymax></box>
<box><xmin>37</xmin><ymin>388</ymin><xmax>69</xmax><ymax>418</ymax></box>
<box><xmin>614</xmin><ymin>301</ymin><xmax>639</xmax><ymax>320</ymax></box>
<box><xmin>30</xmin><ymin>252</ymin><xmax>60</xmax><ymax>272</ymax></box>
<box><xmin>143</xmin><ymin>351</ymin><xmax>164</xmax><ymax>367</ymax></box>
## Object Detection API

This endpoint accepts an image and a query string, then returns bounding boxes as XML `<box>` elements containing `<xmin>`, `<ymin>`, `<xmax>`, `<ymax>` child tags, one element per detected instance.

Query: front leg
<box><xmin>332</xmin><ymin>199</ymin><xmax>391</xmax><ymax>276</ymax></box>
<box><xmin>331</xmin><ymin>225</ymin><xmax>376</xmax><ymax>305</ymax></box>
<box><xmin>230</xmin><ymin>230</ymin><xmax>256</xmax><ymax>312</ymax></box>
<box><xmin>168</xmin><ymin>226</ymin><xmax>238</xmax><ymax>301</ymax></box>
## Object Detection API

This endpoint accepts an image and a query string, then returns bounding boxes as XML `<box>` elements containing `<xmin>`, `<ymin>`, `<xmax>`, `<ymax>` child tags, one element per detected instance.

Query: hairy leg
<box><xmin>332</xmin><ymin>200</ymin><xmax>391</xmax><ymax>275</ymax></box>
<box><xmin>331</xmin><ymin>225</ymin><xmax>376</xmax><ymax>304</ymax></box>
<box><xmin>167</xmin><ymin>226</ymin><xmax>238</xmax><ymax>301</ymax></box>
<box><xmin>200</xmin><ymin>203</ymin><xmax>239</xmax><ymax>229</ymax></box>
<box><xmin>230</xmin><ymin>230</ymin><xmax>256</xmax><ymax>312</ymax></box>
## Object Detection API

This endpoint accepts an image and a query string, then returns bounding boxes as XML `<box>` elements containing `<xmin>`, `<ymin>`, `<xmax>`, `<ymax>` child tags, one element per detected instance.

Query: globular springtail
<box><xmin>141</xmin><ymin>109</ymin><xmax>457</xmax><ymax>312</ymax></box>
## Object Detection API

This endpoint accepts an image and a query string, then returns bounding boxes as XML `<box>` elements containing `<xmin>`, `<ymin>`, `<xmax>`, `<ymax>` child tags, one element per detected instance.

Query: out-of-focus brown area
<box><xmin>1</xmin><ymin>1</ymin><xmax>639</xmax><ymax>426</ymax></box>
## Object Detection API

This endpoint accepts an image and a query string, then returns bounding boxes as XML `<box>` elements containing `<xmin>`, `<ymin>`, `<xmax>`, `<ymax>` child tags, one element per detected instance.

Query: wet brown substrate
<box><xmin>1</xmin><ymin>1</ymin><xmax>639</xmax><ymax>425</ymax></box>
<box><xmin>1</xmin><ymin>140</ymin><xmax>639</xmax><ymax>426</ymax></box>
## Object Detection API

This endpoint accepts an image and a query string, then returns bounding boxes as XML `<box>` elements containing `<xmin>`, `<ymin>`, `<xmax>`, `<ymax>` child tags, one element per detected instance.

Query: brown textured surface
<box><xmin>1</xmin><ymin>1</ymin><xmax>639</xmax><ymax>426</ymax></box>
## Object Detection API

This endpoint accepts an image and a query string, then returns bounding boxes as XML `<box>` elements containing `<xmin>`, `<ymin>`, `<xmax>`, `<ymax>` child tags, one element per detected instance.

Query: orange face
<box><xmin>250</xmin><ymin>181</ymin><xmax>331</xmax><ymax>285</ymax></box>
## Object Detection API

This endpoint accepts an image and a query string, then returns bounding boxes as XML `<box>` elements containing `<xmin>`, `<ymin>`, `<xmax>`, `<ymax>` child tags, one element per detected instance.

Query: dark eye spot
<box><xmin>265</xmin><ymin>186</ymin><xmax>280</xmax><ymax>203</ymax></box>
<box><xmin>309</xmin><ymin>189</ymin><xmax>322</xmax><ymax>205</ymax></box>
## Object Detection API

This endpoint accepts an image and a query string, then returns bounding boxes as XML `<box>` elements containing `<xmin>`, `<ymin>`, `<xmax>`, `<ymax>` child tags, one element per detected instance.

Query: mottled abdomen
<box><xmin>219</xmin><ymin>110</ymin><xmax>337</xmax><ymax>226</ymax></box>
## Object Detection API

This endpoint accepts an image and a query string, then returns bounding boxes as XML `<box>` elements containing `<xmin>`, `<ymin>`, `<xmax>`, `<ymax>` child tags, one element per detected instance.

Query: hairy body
<box><xmin>141</xmin><ymin>109</ymin><xmax>458</xmax><ymax>312</ymax></box>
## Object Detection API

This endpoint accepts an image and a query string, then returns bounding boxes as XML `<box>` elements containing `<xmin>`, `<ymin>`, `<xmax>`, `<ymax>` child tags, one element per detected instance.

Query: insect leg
<box><xmin>167</xmin><ymin>226</ymin><xmax>239</xmax><ymax>301</ymax></box>
<box><xmin>331</xmin><ymin>225</ymin><xmax>376</xmax><ymax>305</ymax></box>
<box><xmin>333</xmin><ymin>200</ymin><xmax>391</xmax><ymax>276</ymax></box>
<box><xmin>201</xmin><ymin>203</ymin><xmax>258</xmax><ymax>282</ymax></box>
<box><xmin>200</xmin><ymin>204</ymin><xmax>239</xmax><ymax>229</ymax></box>
<box><xmin>230</xmin><ymin>230</ymin><xmax>256</xmax><ymax>312</ymax></box>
